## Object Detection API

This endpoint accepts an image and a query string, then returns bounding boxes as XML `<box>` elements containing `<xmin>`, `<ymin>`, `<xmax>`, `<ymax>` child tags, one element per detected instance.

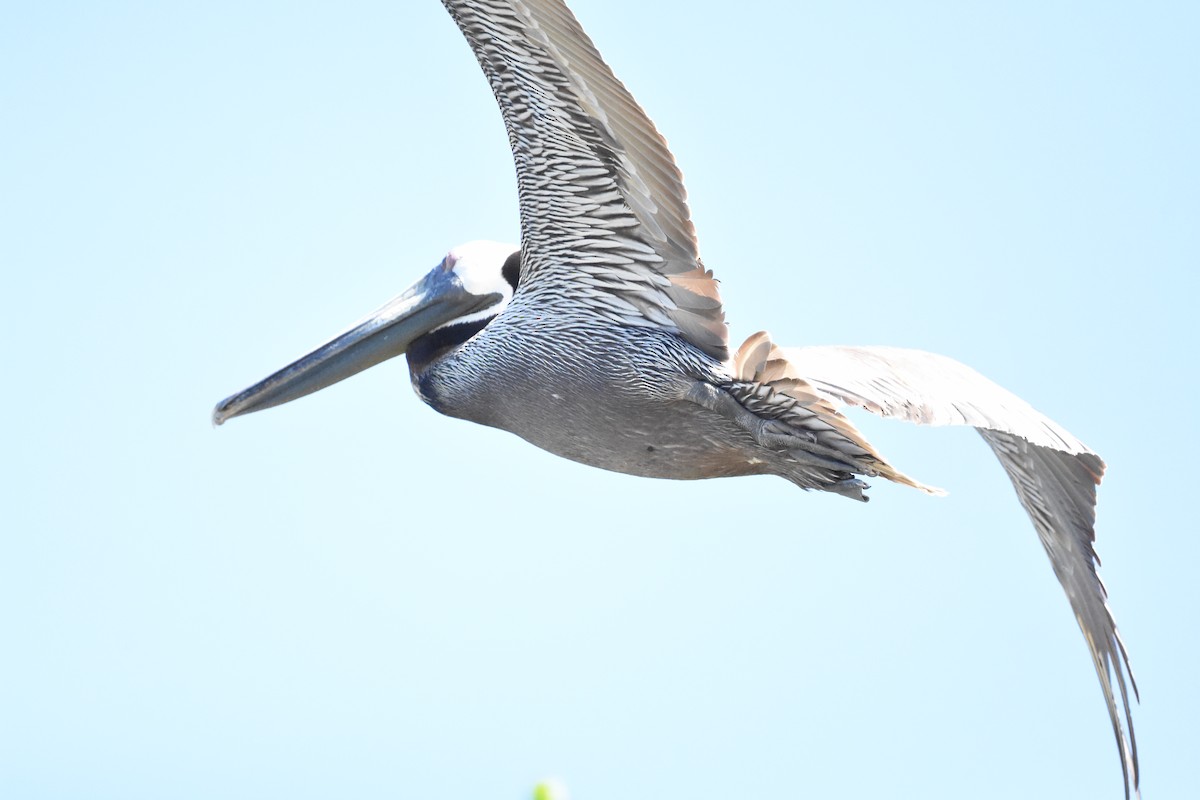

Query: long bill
<box><xmin>212</xmin><ymin>266</ymin><xmax>497</xmax><ymax>425</ymax></box>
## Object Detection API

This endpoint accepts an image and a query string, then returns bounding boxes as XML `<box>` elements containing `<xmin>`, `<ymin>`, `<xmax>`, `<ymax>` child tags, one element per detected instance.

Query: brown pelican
<box><xmin>213</xmin><ymin>0</ymin><xmax>1138</xmax><ymax>796</ymax></box>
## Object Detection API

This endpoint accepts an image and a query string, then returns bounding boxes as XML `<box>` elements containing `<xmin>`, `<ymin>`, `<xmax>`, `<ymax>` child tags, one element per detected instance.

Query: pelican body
<box><xmin>213</xmin><ymin>1</ymin><xmax>1139</xmax><ymax>796</ymax></box>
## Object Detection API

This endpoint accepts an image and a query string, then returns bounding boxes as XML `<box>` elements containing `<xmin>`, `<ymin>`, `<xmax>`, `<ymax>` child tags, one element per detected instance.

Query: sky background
<box><xmin>2</xmin><ymin>1</ymin><xmax>1196</xmax><ymax>798</ymax></box>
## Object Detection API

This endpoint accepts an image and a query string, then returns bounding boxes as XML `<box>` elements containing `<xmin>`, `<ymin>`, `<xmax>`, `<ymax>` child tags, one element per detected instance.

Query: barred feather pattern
<box><xmin>417</xmin><ymin>309</ymin><xmax>761</xmax><ymax>482</ymax></box>
<box><xmin>441</xmin><ymin>0</ymin><xmax>728</xmax><ymax>361</ymax></box>
<box><xmin>731</xmin><ymin>331</ymin><xmax>940</xmax><ymax>495</ymax></box>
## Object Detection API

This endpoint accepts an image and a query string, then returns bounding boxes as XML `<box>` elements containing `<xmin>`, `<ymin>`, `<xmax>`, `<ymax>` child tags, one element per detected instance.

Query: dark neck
<box><xmin>406</xmin><ymin>316</ymin><xmax>494</xmax><ymax>375</ymax></box>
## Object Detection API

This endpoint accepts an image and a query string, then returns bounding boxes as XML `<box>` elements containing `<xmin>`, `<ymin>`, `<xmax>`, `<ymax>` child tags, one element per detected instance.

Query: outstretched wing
<box><xmin>778</xmin><ymin>343</ymin><xmax>1139</xmax><ymax>799</ymax></box>
<box><xmin>441</xmin><ymin>0</ymin><xmax>727</xmax><ymax>360</ymax></box>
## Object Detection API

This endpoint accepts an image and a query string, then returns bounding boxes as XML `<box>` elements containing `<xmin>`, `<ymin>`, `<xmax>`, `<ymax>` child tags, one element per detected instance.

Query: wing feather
<box><xmin>441</xmin><ymin>0</ymin><xmax>728</xmax><ymax>359</ymax></box>
<box><xmin>776</xmin><ymin>343</ymin><xmax>1139</xmax><ymax>799</ymax></box>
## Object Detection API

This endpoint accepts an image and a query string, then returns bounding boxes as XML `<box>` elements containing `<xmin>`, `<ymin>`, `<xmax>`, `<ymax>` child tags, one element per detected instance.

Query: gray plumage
<box><xmin>212</xmin><ymin>1</ymin><xmax>1139</xmax><ymax>796</ymax></box>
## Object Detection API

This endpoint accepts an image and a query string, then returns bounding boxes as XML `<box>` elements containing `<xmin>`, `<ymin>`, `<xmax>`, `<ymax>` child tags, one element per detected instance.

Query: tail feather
<box><xmin>733</xmin><ymin>331</ymin><xmax>944</xmax><ymax>495</ymax></box>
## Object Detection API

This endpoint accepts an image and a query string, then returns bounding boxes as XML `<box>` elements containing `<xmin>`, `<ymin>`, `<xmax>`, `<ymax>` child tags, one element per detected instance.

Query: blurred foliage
<box><xmin>533</xmin><ymin>778</ymin><xmax>569</xmax><ymax>800</ymax></box>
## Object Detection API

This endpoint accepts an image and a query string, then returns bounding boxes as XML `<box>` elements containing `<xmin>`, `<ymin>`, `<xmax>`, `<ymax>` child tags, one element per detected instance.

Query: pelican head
<box><xmin>213</xmin><ymin>240</ymin><xmax>520</xmax><ymax>425</ymax></box>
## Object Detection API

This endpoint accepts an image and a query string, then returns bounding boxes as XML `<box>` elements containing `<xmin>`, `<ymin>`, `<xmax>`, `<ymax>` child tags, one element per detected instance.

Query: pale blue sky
<box><xmin>2</xmin><ymin>2</ymin><xmax>1196</xmax><ymax>798</ymax></box>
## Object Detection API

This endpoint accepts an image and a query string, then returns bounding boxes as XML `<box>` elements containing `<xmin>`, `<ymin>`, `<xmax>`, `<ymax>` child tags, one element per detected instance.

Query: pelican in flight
<box><xmin>213</xmin><ymin>0</ymin><xmax>1138</xmax><ymax>795</ymax></box>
